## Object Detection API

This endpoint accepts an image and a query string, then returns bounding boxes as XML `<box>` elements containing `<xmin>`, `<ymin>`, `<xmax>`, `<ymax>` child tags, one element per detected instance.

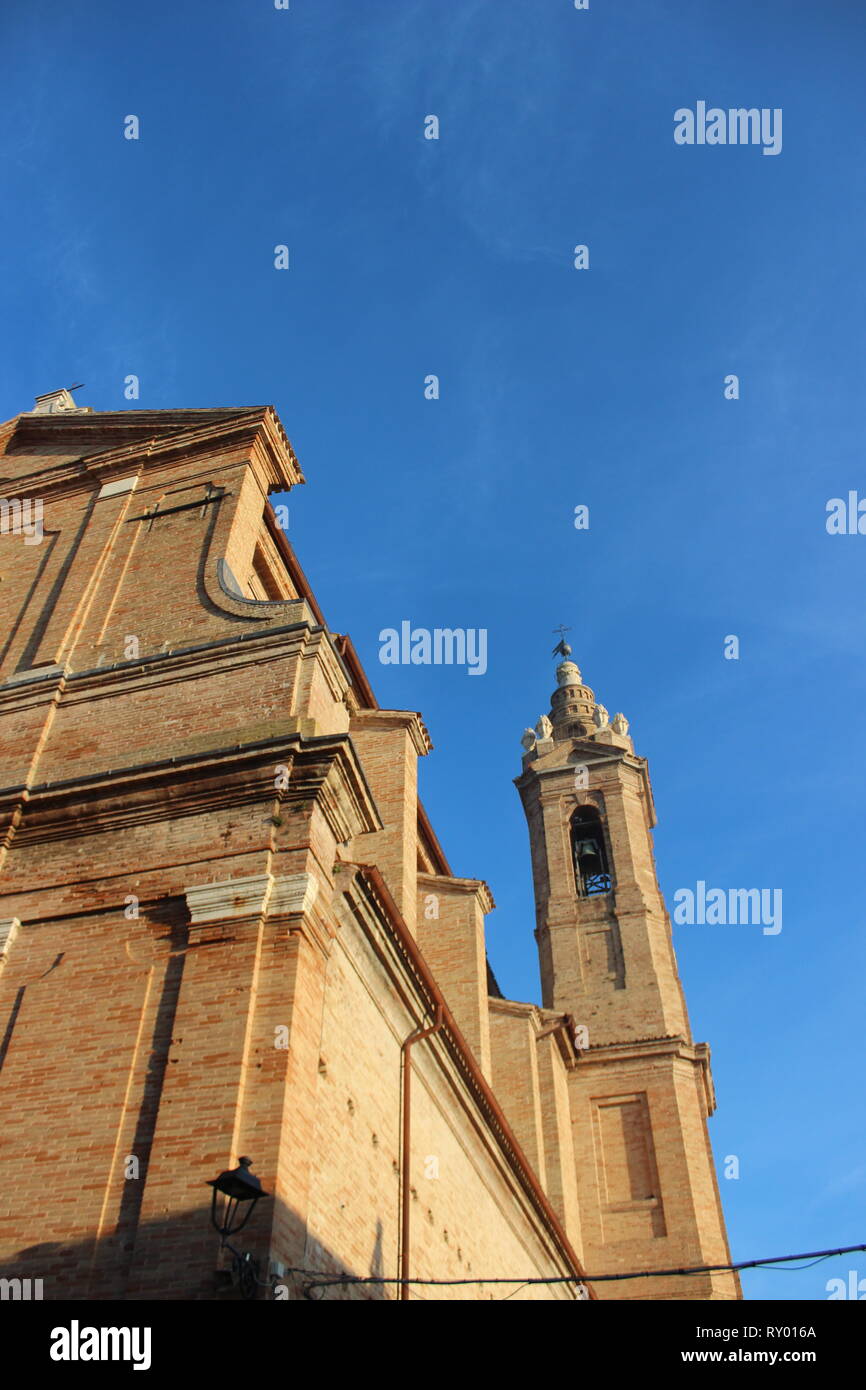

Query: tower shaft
<box><xmin>517</xmin><ymin>656</ymin><xmax>740</xmax><ymax>1300</ymax></box>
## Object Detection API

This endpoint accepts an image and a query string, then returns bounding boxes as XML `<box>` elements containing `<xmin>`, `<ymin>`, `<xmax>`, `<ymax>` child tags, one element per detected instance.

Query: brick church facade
<box><xmin>0</xmin><ymin>392</ymin><xmax>739</xmax><ymax>1300</ymax></box>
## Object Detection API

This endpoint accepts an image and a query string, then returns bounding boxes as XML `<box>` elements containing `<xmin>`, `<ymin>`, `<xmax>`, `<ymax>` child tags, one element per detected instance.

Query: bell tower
<box><xmin>516</xmin><ymin>644</ymin><xmax>740</xmax><ymax>1300</ymax></box>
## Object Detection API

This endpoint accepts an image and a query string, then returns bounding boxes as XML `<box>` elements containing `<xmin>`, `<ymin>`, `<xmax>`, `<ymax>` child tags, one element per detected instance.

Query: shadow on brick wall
<box><xmin>0</xmin><ymin>1199</ymin><xmax>392</xmax><ymax>1302</ymax></box>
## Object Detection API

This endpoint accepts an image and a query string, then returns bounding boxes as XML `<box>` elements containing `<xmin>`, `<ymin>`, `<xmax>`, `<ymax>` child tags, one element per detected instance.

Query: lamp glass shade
<box><xmin>207</xmin><ymin>1164</ymin><xmax>267</xmax><ymax>1203</ymax></box>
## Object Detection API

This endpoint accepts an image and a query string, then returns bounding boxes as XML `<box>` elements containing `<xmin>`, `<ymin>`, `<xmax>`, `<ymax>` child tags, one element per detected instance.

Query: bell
<box><xmin>575</xmin><ymin>838</ymin><xmax>602</xmax><ymax>872</ymax></box>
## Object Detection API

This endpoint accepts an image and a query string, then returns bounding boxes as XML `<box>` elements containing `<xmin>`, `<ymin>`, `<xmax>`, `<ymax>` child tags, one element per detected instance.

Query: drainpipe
<box><xmin>400</xmin><ymin>1003</ymin><xmax>444</xmax><ymax>1301</ymax></box>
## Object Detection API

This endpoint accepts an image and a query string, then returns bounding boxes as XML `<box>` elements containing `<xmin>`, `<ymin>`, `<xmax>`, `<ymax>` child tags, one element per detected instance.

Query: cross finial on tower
<box><xmin>551</xmin><ymin>625</ymin><xmax>572</xmax><ymax>659</ymax></box>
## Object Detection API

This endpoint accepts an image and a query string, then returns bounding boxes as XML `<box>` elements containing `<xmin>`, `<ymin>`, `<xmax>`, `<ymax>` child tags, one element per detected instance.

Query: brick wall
<box><xmin>0</xmin><ymin>403</ymin><xmax>588</xmax><ymax>1302</ymax></box>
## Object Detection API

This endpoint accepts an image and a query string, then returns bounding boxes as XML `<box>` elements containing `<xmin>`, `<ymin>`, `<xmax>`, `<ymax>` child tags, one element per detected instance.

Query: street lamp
<box><xmin>207</xmin><ymin>1156</ymin><xmax>270</xmax><ymax>1299</ymax></box>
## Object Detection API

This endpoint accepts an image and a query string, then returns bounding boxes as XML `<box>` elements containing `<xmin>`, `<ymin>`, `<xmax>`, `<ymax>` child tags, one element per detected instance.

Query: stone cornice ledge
<box><xmin>574</xmin><ymin>1034</ymin><xmax>717</xmax><ymax>1114</ymax></box>
<box><xmin>4</xmin><ymin>408</ymin><xmax>302</xmax><ymax>500</ymax></box>
<box><xmin>184</xmin><ymin>871</ymin><xmax>320</xmax><ymax>928</ymax></box>
<box><xmin>0</xmin><ymin>917</ymin><xmax>21</xmax><ymax>963</ymax></box>
<box><xmin>350</xmin><ymin>708</ymin><xmax>432</xmax><ymax>756</ymax></box>
<box><xmin>416</xmin><ymin>871</ymin><xmax>495</xmax><ymax>914</ymax></box>
<box><xmin>185</xmin><ymin>873</ymin><xmax>276</xmax><ymax>924</ymax></box>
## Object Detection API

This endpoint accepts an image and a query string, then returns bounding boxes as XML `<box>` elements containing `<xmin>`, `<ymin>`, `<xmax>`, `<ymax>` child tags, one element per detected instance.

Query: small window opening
<box><xmin>247</xmin><ymin>540</ymin><xmax>290</xmax><ymax>600</ymax></box>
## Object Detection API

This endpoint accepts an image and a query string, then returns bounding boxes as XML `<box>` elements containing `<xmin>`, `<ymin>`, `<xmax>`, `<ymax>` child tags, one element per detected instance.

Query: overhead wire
<box><xmin>276</xmin><ymin>1241</ymin><xmax>866</xmax><ymax>1298</ymax></box>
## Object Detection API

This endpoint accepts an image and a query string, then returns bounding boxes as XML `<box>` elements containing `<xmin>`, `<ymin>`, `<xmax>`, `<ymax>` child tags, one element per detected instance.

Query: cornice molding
<box><xmin>0</xmin><ymin>621</ymin><xmax>324</xmax><ymax>711</ymax></box>
<box><xmin>0</xmin><ymin>916</ymin><xmax>21</xmax><ymax>963</ymax></box>
<box><xmin>185</xmin><ymin>872</ymin><xmax>275</xmax><ymax>924</ymax></box>
<box><xmin>574</xmin><ymin>1032</ymin><xmax>708</xmax><ymax>1066</ymax></box>
<box><xmin>2</xmin><ymin>408</ymin><xmax>302</xmax><ymax>501</ymax></box>
<box><xmin>182</xmin><ymin>871</ymin><xmax>332</xmax><ymax>959</ymax></box>
<box><xmin>574</xmin><ymin>1035</ymin><xmax>717</xmax><ymax>1114</ymax></box>
<box><xmin>416</xmin><ymin>871</ymin><xmax>495</xmax><ymax>914</ymax></box>
<box><xmin>4</xmin><ymin>732</ymin><xmax>381</xmax><ymax>847</ymax></box>
<box><xmin>516</xmin><ymin>748</ymin><xmax>657</xmax><ymax>828</ymax></box>
<box><xmin>487</xmin><ymin>995</ymin><xmax>542</xmax><ymax>1023</ymax></box>
<box><xmin>350</xmin><ymin>707</ymin><xmax>432</xmax><ymax>756</ymax></box>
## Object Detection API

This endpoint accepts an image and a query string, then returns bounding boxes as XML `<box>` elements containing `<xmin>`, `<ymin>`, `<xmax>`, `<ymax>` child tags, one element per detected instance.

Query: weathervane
<box><xmin>551</xmin><ymin>625</ymin><xmax>572</xmax><ymax>659</ymax></box>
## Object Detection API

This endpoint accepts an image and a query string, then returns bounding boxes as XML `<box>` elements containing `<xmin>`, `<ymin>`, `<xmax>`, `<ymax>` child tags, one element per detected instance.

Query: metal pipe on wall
<box><xmin>399</xmin><ymin>1003</ymin><xmax>444</xmax><ymax>1301</ymax></box>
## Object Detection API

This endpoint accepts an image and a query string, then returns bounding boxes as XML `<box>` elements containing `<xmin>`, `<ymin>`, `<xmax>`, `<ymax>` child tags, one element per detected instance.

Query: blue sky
<box><xmin>2</xmin><ymin>0</ymin><xmax>864</xmax><ymax>1300</ymax></box>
